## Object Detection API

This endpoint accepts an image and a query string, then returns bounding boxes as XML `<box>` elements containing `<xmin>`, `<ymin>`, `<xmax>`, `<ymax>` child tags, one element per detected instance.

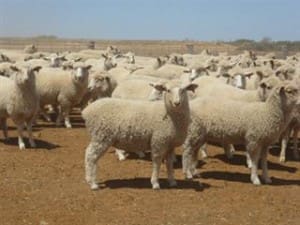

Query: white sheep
<box><xmin>35</xmin><ymin>64</ymin><xmax>92</xmax><ymax>128</ymax></box>
<box><xmin>80</xmin><ymin>71</ymin><xmax>117</xmax><ymax>108</ymax></box>
<box><xmin>0</xmin><ymin>66</ymin><xmax>41</xmax><ymax>149</ymax></box>
<box><xmin>182</xmin><ymin>81</ymin><xmax>300</xmax><ymax>185</ymax></box>
<box><xmin>82</xmin><ymin>82</ymin><xmax>198</xmax><ymax>190</ymax></box>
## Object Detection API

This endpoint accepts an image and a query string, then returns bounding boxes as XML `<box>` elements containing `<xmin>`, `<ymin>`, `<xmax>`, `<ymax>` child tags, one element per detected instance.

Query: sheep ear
<box><xmin>43</xmin><ymin>57</ymin><xmax>50</xmax><ymax>61</ymax></box>
<box><xmin>149</xmin><ymin>83</ymin><xmax>167</xmax><ymax>92</ymax></box>
<box><xmin>10</xmin><ymin>65</ymin><xmax>20</xmax><ymax>72</ymax></box>
<box><xmin>256</xmin><ymin>71</ymin><xmax>264</xmax><ymax>81</ymax></box>
<box><xmin>85</xmin><ymin>65</ymin><xmax>92</xmax><ymax>70</ymax></box>
<box><xmin>183</xmin><ymin>83</ymin><xmax>198</xmax><ymax>93</ymax></box>
<box><xmin>32</xmin><ymin>66</ymin><xmax>42</xmax><ymax>73</ymax></box>
<box><xmin>260</xmin><ymin>82</ymin><xmax>267</xmax><ymax>89</ymax></box>
<box><xmin>101</xmin><ymin>53</ymin><xmax>108</xmax><ymax>59</ymax></box>
<box><xmin>74</xmin><ymin>57</ymin><xmax>82</xmax><ymax>62</ymax></box>
<box><xmin>156</xmin><ymin>57</ymin><xmax>161</xmax><ymax>64</ymax></box>
<box><xmin>244</xmin><ymin>72</ymin><xmax>254</xmax><ymax>78</ymax></box>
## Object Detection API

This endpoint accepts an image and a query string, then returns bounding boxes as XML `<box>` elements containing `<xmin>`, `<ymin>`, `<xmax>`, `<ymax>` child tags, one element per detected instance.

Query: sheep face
<box><xmin>102</xmin><ymin>54</ymin><xmax>117</xmax><ymax>70</ymax></box>
<box><xmin>150</xmin><ymin>83</ymin><xmax>198</xmax><ymax>110</ymax></box>
<box><xmin>9</xmin><ymin>66</ymin><xmax>41</xmax><ymax>86</ymax></box>
<box><xmin>279</xmin><ymin>83</ymin><xmax>300</xmax><ymax>108</ymax></box>
<box><xmin>258</xmin><ymin>76</ymin><xmax>281</xmax><ymax>101</ymax></box>
<box><xmin>50</xmin><ymin>56</ymin><xmax>66</xmax><ymax>68</ymax></box>
<box><xmin>88</xmin><ymin>74</ymin><xmax>111</xmax><ymax>94</ymax></box>
<box><xmin>73</xmin><ymin>65</ymin><xmax>92</xmax><ymax>83</ymax></box>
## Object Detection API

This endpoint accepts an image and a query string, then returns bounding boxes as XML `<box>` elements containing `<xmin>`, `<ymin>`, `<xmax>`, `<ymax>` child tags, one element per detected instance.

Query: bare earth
<box><xmin>0</xmin><ymin>110</ymin><xmax>299</xmax><ymax>225</ymax></box>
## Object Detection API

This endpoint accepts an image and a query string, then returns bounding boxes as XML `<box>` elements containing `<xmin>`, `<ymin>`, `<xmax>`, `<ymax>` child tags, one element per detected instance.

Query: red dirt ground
<box><xmin>0</xmin><ymin>111</ymin><xmax>299</xmax><ymax>225</ymax></box>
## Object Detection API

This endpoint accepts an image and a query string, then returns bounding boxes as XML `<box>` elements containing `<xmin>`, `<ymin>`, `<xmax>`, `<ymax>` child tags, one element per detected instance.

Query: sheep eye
<box><xmin>167</xmin><ymin>89</ymin><xmax>171</xmax><ymax>93</ymax></box>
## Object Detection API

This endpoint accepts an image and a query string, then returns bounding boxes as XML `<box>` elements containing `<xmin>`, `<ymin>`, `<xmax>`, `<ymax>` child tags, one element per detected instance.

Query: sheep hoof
<box><xmin>279</xmin><ymin>157</ymin><xmax>286</xmax><ymax>163</ymax></box>
<box><xmin>19</xmin><ymin>143</ymin><xmax>26</xmax><ymax>150</ymax></box>
<box><xmin>29</xmin><ymin>140</ymin><xmax>37</xmax><ymax>148</ymax></box>
<box><xmin>169</xmin><ymin>180</ymin><xmax>177</xmax><ymax>187</ymax></box>
<box><xmin>90</xmin><ymin>183</ymin><xmax>100</xmax><ymax>190</ymax></box>
<box><xmin>263</xmin><ymin>177</ymin><xmax>272</xmax><ymax>184</ymax></box>
<box><xmin>251</xmin><ymin>177</ymin><xmax>261</xmax><ymax>185</ymax></box>
<box><xmin>65</xmin><ymin>124</ymin><xmax>72</xmax><ymax>129</ymax></box>
<box><xmin>137</xmin><ymin>151</ymin><xmax>146</xmax><ymax>158</ymax></box>
<box><xmin>152</xmin><ymin>183</ymin><xmax>160</xmax><ymax>190</ymax></box>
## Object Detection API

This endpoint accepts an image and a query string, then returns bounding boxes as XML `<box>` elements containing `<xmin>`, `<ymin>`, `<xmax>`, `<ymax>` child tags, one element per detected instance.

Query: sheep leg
<box><xmin>166</xmin><ymin>150</ymin><xmax>177</xmax><ymax>187</ymax></box>
<box><xmin>85</xmin><ymin>141</ymin><xmax>110</xmax><ymax>190</ymax></box>
<box><xmin>115</xmin><ymin>149</ymin><xmax>127</xmax><ymax>161</ymax></box>
<box><xmin>247</xmin><ymin>145</ymin><xmax>262</xmax><ymax>185</ymax></box>
<box><xmin>292</xmin><ymin>127</ymin><xmax>300</xmax><ymax>160</ymax></box>
<box><xmin>55</xmin><ymin>106</ymin><xmax>63</xmax><ymax>127</ymax></box>
<box><xmin>246</xmin><ymin>152</ymin><xmax>253</xmax><ymax>168</ymax></box>
<box><xmin>151</xmin><ymin>152</ymin><xmax>163</xmax><ymax>190</ymax></box>
<box><xmin>279</xmin><ymin>126</ymin><xmax>291</xmax><ymax>162</ymax></box>
<box><xmin>261</xmin><ymin>147</ymin><xmax>272</xmax><ymax>184</ymax></box>
<box><xmin>40</xmin><ymin>108</ymin><xmax>52</xmax><ymax>122</ymax></box>
<box><xmin>26</xmin><ymin>121</ymin><xmax>36</xmax><ymax>148</ymax></box>
<box><xmin>61</xmin><ymin>106</ymin><xmax>72</xmax><ymax>128</ymax></box>
<box><xmin>223</xmin><ymin>143</ymin><xmax>235</xmax><ymax>159</ymax></box>
<box><xmin>182</xmin><ymin>140</ymin><xmax>203</xmax><ymax>179</ymax></box>
<box><xmin>199</xmin><ymin>143</ymin><xmax>208</xmax><ymax>159</ymax></box>
<box><xmin>16</xmin><ymin>123</ymin><xmax>26</xmax><ymax>150</ymax></box>
<box><xmin>1</xmin><ymin>118</ymin><xmax>8</xmax><ymax>140</ymax></box>
<box><xmin>136</xmin><ymin>151</ymin><xmax>146</xmax><ymax>158</ymax></box>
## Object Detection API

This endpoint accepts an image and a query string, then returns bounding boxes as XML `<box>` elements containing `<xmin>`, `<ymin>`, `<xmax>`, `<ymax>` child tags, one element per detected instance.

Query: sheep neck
<box><xmin>163</xmin><ymin>94</ymin><xmax>191</xmax><ymax>131</ymax></box>
<box><xmin>266</xmin><ymin>90</ymin><xmax>295</xmax><ymax>132</ymax></box>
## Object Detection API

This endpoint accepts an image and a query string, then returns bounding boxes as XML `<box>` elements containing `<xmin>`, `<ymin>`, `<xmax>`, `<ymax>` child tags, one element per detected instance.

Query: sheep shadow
<box><xmin>121</xmin><ymin>152</ymin><xmax>206</xmax><ymax>170</ymax></box>
<box><xmin>269</xmin><ymin>144</ymin><xmax>300</xmax><ymax>162</ymax></box>
<box><xmin>214</xmin><ymin>153</ymin><xmax>297</xmax><ymax>173</ymax></box>
<box><xmin>100</xmin><ymin>177</ymin><xmax>210</xmax><ymax>191</ymax></box>
<box><xmin>34</xmin><ymin>122</ymin><xmax>85</xmax><ymax>129</ymax></box>
<box><xmin>201</xmin><ymin>171</ymin><xmax>300</xmax><ymax>186</ymax></box>
<box><xmin>1</xmin><ymin>137</ymin><xmax>60</xmax><ymax>150</ymax></box>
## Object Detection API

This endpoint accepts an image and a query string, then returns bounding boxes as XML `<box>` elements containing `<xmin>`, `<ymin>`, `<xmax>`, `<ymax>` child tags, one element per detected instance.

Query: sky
<box><xmin>0</xmin><ymin>0</ymin><xmax>299</xmax><ymax>41</ymax></box>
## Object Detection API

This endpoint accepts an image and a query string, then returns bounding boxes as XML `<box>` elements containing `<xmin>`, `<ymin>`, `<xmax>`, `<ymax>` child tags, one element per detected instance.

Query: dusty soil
<box><xmin>0</xmin><ymin>111</ymin><xmax>299</xmax><ymax>225</ymax></box>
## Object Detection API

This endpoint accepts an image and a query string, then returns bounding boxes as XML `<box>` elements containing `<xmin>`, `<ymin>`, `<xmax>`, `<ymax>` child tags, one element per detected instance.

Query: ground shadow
<box><xmin>120</xmin><ymin>152</ymin><xmax>206</xmax><ymax>170</ymax></box>
<box><xmin>269</xmin><ymin>144</ymin><xmax>300</xmax><ymax>162</ymax></box>
<box><xmin>1</xmin><ymin>137</ymin><xmax>60</xmax><ymax>150</ymax></box>
<box><xmin>101</xmin><ymin>177</ymin><xmax>210</xmax><ymax>191</ymax></box>
<box><xmin>201</xmin><ymin>171</ymin><xmax>300</xmax><ymax>186</ymax></box>
<box><xmin>214</xmin><ymin>153</ymin><xmax>297</xmax><ymax>173</ymax></box>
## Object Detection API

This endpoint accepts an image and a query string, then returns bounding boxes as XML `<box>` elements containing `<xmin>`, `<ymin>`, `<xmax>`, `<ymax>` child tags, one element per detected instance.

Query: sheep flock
<box><xmin>1</xmin><ymin>45</ymin><xmax>300</xmax><ymax>191</ymax></box>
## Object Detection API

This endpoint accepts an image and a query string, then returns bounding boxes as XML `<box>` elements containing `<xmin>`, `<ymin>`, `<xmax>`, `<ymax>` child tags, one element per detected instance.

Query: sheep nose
<box><xmin>174</xmin><ymin>102</ymin><xmax>180</xmax><ymax>107</ymax></box>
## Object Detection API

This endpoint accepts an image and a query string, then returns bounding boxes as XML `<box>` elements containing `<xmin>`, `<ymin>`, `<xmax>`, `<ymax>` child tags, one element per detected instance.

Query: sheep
<box><xmin>0</xmin><ymin>62</ymin><xmax>15</xmax><ymax>77</ymax></box>
<box><xmin>24</xmin><ymin>44</ymin><xmax>38</xmax><ymax>54</ymax></box>
<box><xmin>82</xmin><ymin>82</ymin><xmax>198</xmax><ymax>190</ymax></box>
<box><xmin>80</xmin><ymin>71</ymin><xmax>117</xmax><ymax>108</ymax></box>
<box><xmin>192</xmin><ymin>75</ymin><xmax>281</xmax><ymax>102</ymax></box>
<box><xmin>0</xmin><ymin>66</ymin><xmax>41</xmax><ymax>149</ymax></box>
<box><xmin>0</xmin><ymin>53</ymin><xmax>14</xmax><ymax>63</ymax></box>
<box><xmin>182</xmin><ymin>81</ymin><xmax>300</xmax><ymax>185</ymax></box>
<box><xmin>190</xmin><ymin>75</ymin><xmax>281</xmax><ymax>158</ymax></box>
<box><xmin>279</xmin><ymin>77</ymin><xmax>300</xmax><ymax>162</ymax></box>
<box><xmin>35</xmin><ymin>64</ymin><xmax>92</xmax><ymax>128</ymax></box>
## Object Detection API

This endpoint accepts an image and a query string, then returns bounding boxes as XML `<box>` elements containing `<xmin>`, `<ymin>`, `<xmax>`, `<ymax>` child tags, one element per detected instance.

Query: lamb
<box><xmin>80</xmin><ymin>71</ymin><xmax>117</xmax><ymax>108</ymax></box>
<box><xmin>182</xmin><ymin>81</ymin><xmax>300</xmax><ymax>185</ymax></box>
<box><xmin>24</xmin><ymin>44</ymin><xmax>38</xmax><ymax>54</ymax></box>
<box><xmin>35</xmin><ymin>64</ymin><xmax>92</xmax><ymax>128</ymax></box>
<box><xmin>0</xmin><ymin>66</ymin><xmax>41</xmax><ymax>149</ymax></box>
<box><xmin>82</xmin><ymin>82</ymin><xmax>198</xmax><ymax>190</ymax></box>
<box><xmin>0</xmin><ymin>53</ymin><xmax>14</xmax><ymax>63</ymax></box>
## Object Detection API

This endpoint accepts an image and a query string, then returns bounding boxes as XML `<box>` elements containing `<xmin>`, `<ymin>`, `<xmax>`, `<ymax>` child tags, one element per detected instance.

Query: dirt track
<box><xmin>0</xmin><ymin>111</ymin><xmax>299</xmax><ymax>225</ymax></box>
